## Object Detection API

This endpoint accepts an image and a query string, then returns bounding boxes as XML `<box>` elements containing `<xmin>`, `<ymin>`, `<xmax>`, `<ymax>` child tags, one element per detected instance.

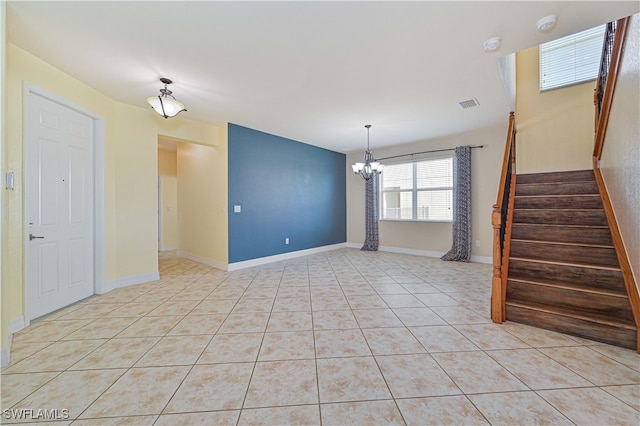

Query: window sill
<box><xmin>380</xmin><ymin>219</ymin><xmax>453</xmax><ymax>224</ymax></box>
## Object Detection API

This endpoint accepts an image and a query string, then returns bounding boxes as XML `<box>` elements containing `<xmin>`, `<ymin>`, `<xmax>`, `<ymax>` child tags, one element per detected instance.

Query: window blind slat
<box><xmin>381</xmin><ymin>156</ymin><xmax>453</xmax><ymax>221</ymax></box>
<box><xmin>540</xmin><ymin>24</ymin><xmax>605</xmax><ymax>91</ymax></box>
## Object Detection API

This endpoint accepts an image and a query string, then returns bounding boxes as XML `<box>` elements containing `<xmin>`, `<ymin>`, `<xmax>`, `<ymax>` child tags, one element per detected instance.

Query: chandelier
<box><xmin>146</xmin><ymin>78</ymin><xmax>187</xmax><ymax>119</ymax></box>
<box><xmin>352</xmin><ymin>124</ymin><xmax>384</xmax><ymax>180</ymax></box>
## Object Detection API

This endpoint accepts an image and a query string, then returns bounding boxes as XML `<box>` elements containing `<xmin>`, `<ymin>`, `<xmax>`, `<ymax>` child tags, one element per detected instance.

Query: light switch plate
<box><xmin>6</xmin><ymin>172</ymin><xmax>15</xmax><ymax>190</ymax></box>
<box><xmin>234</xmin><ymin>205</ymin><xmax>241</xmax><ymax>213</ymax></box>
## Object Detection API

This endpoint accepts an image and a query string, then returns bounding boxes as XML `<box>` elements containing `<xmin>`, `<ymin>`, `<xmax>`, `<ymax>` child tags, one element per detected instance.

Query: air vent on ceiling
<box><xmin>458</xmin><ymin>98</ymin><xmax>480</xmax><ymax>109</ymax></box>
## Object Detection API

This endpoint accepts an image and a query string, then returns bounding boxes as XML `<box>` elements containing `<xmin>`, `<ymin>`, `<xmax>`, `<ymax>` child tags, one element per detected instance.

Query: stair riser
<box><xmin>506</xmin><ymin>304</ymin><xmax>636</xmax><ymax>349</ymax></box>
<box><xmin>516</xmin><ymin>170</ymin><xmax>595</xmax><ymax>184</ymax></box>
<box><xmin>510</xmin><ymin>241</ymin><xmax>619</xmax><ymax>268</ymax></box>
<box><xmin>516</xmin><ymin>182</ymin><xmax>599</xmax><ymax>196</ymax></box>
<box><xmin>514</xmin><ymin>196</ymin><xmax>603</xmax><ymax>210</ymax></box>
<box><xmin>506</xmin><ymin>281</ymin><xmax>635</xmax><ymax>323</ymax></box>
<box><xmin>513</xmin><ymin>210</ymin><xmax>608</xmax><ymax>226</ymax></box>
<box><xmin>508</xmin><ymin>259</ymin><xmax>625</xmax><ymax>293</ymax></box>
<box><xmin>511</xmin><ymin>224</ymin><xmax>613</xmax><ymax>246</ymax></box>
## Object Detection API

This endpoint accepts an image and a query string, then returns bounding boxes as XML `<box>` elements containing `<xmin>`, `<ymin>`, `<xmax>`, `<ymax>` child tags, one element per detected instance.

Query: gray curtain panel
<box><xmin>441</xmin><ymin>145</ymin><xmax>472</xmax><ymax>262</ymax></box>
<box><xmin>361</xmin><ymin>176</ymin><xmax>379</xmax><ymax>251</ymax></box>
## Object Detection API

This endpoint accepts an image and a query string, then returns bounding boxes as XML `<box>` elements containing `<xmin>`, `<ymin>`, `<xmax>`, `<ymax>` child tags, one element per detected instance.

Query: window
<box><xmin>539</xmin><ymin>24</ymin><xmax>605</xmax><ymax>91</ymax></box>
<box><xmin>380</xmin><ymin>156</ymin><xmax>453</xmax><ymax>222</ymax></box>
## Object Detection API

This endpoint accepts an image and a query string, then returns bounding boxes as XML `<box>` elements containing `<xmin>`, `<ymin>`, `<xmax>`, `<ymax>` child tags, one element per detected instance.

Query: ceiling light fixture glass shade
<box><xmin>146</xmin><ymin>77</ymin><xmax>187</xmax><ymax>118</ymax></box>
<box><xmin>352</xmin><ymin>124</ymin><xmax>384</xmax><ymax>180</ymax></box>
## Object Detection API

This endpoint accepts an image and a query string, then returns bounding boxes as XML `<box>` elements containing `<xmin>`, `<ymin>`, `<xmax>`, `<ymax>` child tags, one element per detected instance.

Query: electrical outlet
<box><xmin>285</xmin><ymin>238</ymin><xmax>289</xmax><ymax>245</ymax></box>
<box><xmin>475</xmin><ymin>240</ymin><xmax>481</xmax><ymax>247</ymax></box>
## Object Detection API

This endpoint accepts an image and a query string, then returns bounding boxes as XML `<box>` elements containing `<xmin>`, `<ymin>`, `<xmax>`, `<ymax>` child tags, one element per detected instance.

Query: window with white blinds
<box><xmin>539</xmin><ymin>24</ymin><xmax>605</xmax><ymax>91</ymax></box>
<box><xmin>380</xmin><ymin>156</ymin><xmax>453</xmax><ymax>222</ymax></box>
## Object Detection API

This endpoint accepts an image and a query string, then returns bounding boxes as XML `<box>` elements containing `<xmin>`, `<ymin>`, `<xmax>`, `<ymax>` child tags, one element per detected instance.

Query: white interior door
<box><xmin>26</xmin><ymin>91</ymin><xmax>94</xmax><ymax>320</ymax></box>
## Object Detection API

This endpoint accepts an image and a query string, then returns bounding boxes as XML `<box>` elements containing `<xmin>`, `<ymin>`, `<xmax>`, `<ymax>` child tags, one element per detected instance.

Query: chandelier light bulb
<box><xmin>352</xmin><ymin>124</ymin><xmax>384</xmax><ymax>181</ymax></box>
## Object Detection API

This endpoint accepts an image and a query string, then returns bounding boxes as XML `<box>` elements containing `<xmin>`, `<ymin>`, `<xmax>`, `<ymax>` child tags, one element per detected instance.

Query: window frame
<box><xmin>379</xmin><ymin>155</ymin><xmax>453</xmax><ymax>223</ymax></box>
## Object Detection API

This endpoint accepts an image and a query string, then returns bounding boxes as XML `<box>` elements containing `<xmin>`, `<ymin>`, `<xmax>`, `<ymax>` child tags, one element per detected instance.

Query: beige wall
<box><xmin>515</xmin><ymin>45</ymin><xmax>596</xmax><ymax>174</ymax></box>
<box><xmin>158</xmin><ymin>149</ymin><xmax>178</xmax><ymax>250</ymax></box>
<box><xmin>177</xmin><ymin>134</ymin><xmax>229</xmax><ymax>267</ymax></box>
<box><xmin>1</xmin><ymin>1</ymin><xmax>7</xmax><ymax>360</ymax></box>
<box><xmin>600</xmin><ymin>13</ymin><xmax>640</xmax><ymax>284</ymax></box>
<box><xmin>347</xmin><ymin>122</ymin><xmax>506</xmax><ymax>260</ymax></box>
<box><xmin>158</xmin><ymin>148</ymin><xmax>177</xmax><ymax>176</ymax></box>
<box><xmin>2</xmin><ymin>43</ymin><xmax>226</xmax><ymax>361</ymax></box>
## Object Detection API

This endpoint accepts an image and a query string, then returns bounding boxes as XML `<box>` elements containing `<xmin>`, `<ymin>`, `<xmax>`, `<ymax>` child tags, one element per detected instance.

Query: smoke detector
<box><xmin>483</xmin><ymin>37</ymin><xmax>501</xmax><ymax>52</ymax></box>
<box><xmin>537</xmin><ymin>15</ymin><xmax>557</xmax><ymax>32</ymax></box>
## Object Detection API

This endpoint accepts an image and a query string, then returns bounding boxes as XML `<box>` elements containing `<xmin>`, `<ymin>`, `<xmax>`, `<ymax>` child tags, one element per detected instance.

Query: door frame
<box><xmin>158</xmin><ymin>175</ymin><xmax>163</xmax><ymax>250</ymax></box>
<box><xmin>23</xmin><ymin>83</ymin><xmax>106</xmax><ymax>324</ymax></box>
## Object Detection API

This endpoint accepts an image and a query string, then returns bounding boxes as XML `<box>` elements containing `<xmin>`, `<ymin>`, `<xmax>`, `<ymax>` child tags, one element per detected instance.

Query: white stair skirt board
<box><xmin>227</xmin><ymin>243</ymin><xmax>348</xmax><ymax>271</ymax></box>
<box><xmin>100</xmin><ymin>272</ymin><xmax>160</xmax><ymax>295</ymax></box>
<box><xmin>177</xmin><ymin>251</ymin><xmax>227</xmax><ymax>271</ymax></box>
<box><xmin>346</xmin><ymin>242</ymin><xmax>492</xmax><ymax>264</ymax></box>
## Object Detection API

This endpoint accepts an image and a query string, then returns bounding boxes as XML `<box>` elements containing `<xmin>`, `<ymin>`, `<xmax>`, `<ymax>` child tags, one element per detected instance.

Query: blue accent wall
<box><xmin>228</xmin><ymin>124</ymin><xmax>346</xmax><ymax>263</ymax></box>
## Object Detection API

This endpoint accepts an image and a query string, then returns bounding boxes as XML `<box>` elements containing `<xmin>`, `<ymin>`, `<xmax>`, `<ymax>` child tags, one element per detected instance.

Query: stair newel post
<box><xmin>491</xmin><ymin>204</ymin><xmax>505</xmax><ymax>322</ymax></box>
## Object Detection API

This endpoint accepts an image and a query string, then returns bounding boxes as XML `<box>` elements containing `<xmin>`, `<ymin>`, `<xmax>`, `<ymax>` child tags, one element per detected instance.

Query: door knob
<box><xmin>29</xmin><ymin>234</ymin><xmax>44</xmax><ymax>241</ymax></box>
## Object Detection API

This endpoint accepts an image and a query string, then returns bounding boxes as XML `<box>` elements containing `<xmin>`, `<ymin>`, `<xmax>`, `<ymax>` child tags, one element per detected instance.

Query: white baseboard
<box><xmin>159</xmin><ymin>246</ymin><xmax>177</xmax><ymax>252</ymax></box>
<box><xmin>470</xmin><ymin>255</ymin><xmax>492</xmax><ymax>264</ymax></box>
<box><xmin>177</xmin><ymin>251</ymin><xmax>227</xmax><ymax>271</ymax></box>
<box><xmin>379</xmin><ymin>245</ymin><xmax>447</xmax><ymax>259</ymax></box>
<box><xmin>99</xmin><ymin>272</ymin><xmax>160</xmax><ymax>294</ymax></box>
<box><xmin>10</xmin><ymin>317</ymin><xmax>26</xmax><ymax>334</ymax></box>
<box><xmin>228</xmin><ymin>243</ymin><xmax>348</xmax><ymax>271</ymax></box>
<box><xmin>348</xmin><ymin>242</ymin><xmax>492</xmax><ymax>264</ymax></box>
<box><xmin>1</xmin><ymin>348</ymin><xmax>8</xmax><ymax>367</ymax></box>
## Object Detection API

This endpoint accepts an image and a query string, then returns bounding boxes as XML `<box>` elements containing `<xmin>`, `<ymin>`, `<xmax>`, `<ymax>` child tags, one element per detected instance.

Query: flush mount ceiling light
<box><xmin>483</xmin><ymin>37</ymin><xmax>501</xmax><ymax>52</ymax></box>
<box><xmin>537</xmin><ymin>15</ymin><xmax>557</xmax><ymax>32</ymax></box>
<box><xmin>146</xmin><ymin>77</ymin><xmax>187</xmax><ymax>119</ymax></box>
<box><xmin>352</xmin><ymin>124</ymin><xmax>384</xmax><ymax>181</ymax></box>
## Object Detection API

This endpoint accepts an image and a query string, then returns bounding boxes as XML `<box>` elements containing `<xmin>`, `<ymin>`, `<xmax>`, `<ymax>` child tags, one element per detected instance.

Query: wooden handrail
<box><xmin>591</xmin><ymin>17</ymin><xmax>639</xmax><ymax>352</ymax></box>
<box><xmin>491</xmin><ymin>112</ymin><xmax>516</xmax><ymax>323</ymax></box>
<box><xmin>593</xmin><ymin>18</ymin><xmax>628</xmax><ymax>165</ymax></box>
<box><xmin>495</xmin><ymin>112</ymin><xmax>515</xmax><ymax>209</ymax></box>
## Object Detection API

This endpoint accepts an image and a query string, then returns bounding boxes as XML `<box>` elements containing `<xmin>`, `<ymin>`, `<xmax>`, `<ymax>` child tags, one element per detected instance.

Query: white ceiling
<box><xmin>7</xmin><ymin>1</ymin><xmax>639</xmax><ymax>152</ymax></box>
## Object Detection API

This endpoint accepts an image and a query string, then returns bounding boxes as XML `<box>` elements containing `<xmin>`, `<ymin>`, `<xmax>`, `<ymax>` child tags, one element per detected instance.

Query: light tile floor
<box><xmin>2</xmin><ymin>248</ymin><xmax>639</xmax><ymax>425</ymax></box>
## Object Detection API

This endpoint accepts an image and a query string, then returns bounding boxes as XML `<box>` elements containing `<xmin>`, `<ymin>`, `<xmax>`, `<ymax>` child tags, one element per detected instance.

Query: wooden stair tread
<box><xmin>511</xmin><ymin>238</ymin><xmax>614</xmax><ymax>249</ymax></box>
<box><xmin>505</xmin><ymin>301</ymin><xmax>637</xmax><ymax>330</ymax></box>
<box><xmin>516</xmin><ymin>170</ymin><xmax>595</xmax><ymax>184</ymax></box>
<box><xmin>510</xmin><ymin>223</ymin><xmax>613</xmax><ymax>246</ymax></box>
<box><xmin>515</xmin><ymin>181</ymin><xmax>600</xmax><ymax>196</ymax></box>
<box><xmin>514</xmin><ymin>208</ymin><xmax>604</xmax><ymax>212</ymax></box>
<box><xmin>515</xmin><ymin>194</ymin><xmax>599</xmax><ymax>198</ymax></box>
<box><xmin>512</xmin><ymin>223</ymin><xmax>609</xmax><ymax>229</ymax></box>
<box><xmin>506</xmin><ymin>304</ymin><xmax>637</xmax><ymax>349</ymax></box>
<box><xmin>509</xmin><ymin>257</ymin><xmax>621</xmax><ymax>271</ymax></box>
<box><xmin>512</xmin><ymin>210</ymin><xmax>608</xmax><ymax>226</ymax></box>
<box><xmin>507</xmin><ymin>277</ymin><xmax>627</xmax><ymax>298</ymax></box>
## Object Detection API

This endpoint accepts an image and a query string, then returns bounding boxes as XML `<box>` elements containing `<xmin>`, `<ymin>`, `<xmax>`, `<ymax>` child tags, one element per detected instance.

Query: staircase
<box><xmin>505</xmin><ymin>169</ymin><xmax>637</xmax><ymax>350</ymax></box>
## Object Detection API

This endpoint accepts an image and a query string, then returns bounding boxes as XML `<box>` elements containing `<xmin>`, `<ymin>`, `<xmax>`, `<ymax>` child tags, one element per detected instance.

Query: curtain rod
<box><xmin>377</xmin><ymin>145</ymin><xmax>484</xmax><ymax>161</ymax></box>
